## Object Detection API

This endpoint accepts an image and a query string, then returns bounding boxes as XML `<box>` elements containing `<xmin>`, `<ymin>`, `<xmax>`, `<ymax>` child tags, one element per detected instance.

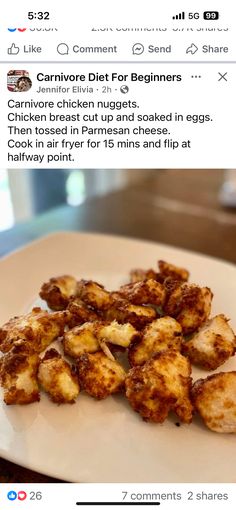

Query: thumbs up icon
<box><xmin>8</xmin><ymin>43</ymin><xmax>20</xmax><ymax>55</ymax></box>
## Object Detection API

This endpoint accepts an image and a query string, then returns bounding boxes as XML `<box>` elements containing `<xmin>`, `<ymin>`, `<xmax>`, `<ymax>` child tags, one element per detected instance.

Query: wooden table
<box><xmin>0</xmin><ymin>169</ymin><xmax>235</xmax><ymax>482</ymax></box>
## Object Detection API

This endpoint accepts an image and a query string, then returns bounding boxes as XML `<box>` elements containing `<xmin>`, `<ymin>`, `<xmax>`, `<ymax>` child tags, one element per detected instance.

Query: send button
<box><xmin>148</xmin><ymin>45</ymin><xmax>172</xmax><ymax>53</ymax></box>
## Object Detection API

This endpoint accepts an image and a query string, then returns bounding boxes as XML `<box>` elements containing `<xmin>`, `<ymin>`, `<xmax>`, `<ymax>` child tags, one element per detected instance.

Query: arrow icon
<box><xmin>186</xmin><ymin>43</ymin><xmax>198</xmax><ymax>55</ymax></box>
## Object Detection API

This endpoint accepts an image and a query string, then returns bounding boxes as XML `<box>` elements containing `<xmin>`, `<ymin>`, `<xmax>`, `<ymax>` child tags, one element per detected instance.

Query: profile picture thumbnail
<box><xmin>7</xmin><ymin>70</ymin><xmax>32</xmax><ymax>92</ymax></box>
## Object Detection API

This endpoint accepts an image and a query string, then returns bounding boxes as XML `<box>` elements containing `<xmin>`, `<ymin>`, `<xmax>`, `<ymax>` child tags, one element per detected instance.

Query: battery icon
<box><xmin>203</xmin><ymin>11</ymin><xmax>219</xmax><ymax>20</ymax></box>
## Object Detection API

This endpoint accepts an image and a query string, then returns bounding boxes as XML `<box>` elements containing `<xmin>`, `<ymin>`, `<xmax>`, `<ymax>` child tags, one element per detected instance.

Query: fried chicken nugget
<box><xmin>0</xmin><ymin>341</ymin><xmax>40</xmax><ymax>405</ymax></box>
<box><xmin>40</xmin><ymin>275</ymin><xmax>78</xmax><ymax>310</ymax></box>
<box><xmin>125</xmin><ymin>350</ymin><xmax>193</xmax><ymax>423</ymax></box>
<box><xmin>63</xmin><ymin>322</ymin><xmax>100</xmax><ymax>358</ymax></box>
<box><xmin>192</xmin><ymin>372</ymin><xmax>236</xmax><ymax>433</ymax></box>
<box><xmin>164</xmin><ymin>283</ymin><xmax>213</xmax><ymax>335</ymax></box>
<box><xmin>67</xmin><ymin>298</ymin><xmax>100</xmax><ymax>328</ymax></box>
<box><xmin>158</xmin><ymin>260</ymin><xmax>189</xmax><ymax>282</ymax></box>
<box><xmin>128</xmin><ymin>317</ymin><xmax>183</xmax><ymax>366</ymax></box>
<box><xmin>77</xmin><ymin>351</ymin><xmax>126</xmax><ymax>399</ymax></box>
<box><xmin>97</xmin><ymin>320</ymin><xmax>139</xmax><ymax>348</ymax></box>
<box><xmin>119</xmin><ymin>279</ymin><xmax>166</xmax><ymax>307</ymax></box>
<box><xmin>129</xmin><ymin>260</ymin><xmax>189</xmax><ymax>284</ymax></box>
<box><xmin>182</xmin><ymin>314</ymin><xmax>236</xmax><ymax>370</ymax></box>
<box><xmin>106</xmin><ymin>299</ymin><xmax>157</xmax><ymax>330</ymax></box>
<box><xmin>38</xmin><ymin>348</ymin><xmax>79</xmax><ymax>404</ymax></box>
<box><xmin>77</xmin><ymin>280</ymin><xmax>113</xmax><ymax>311</ymax></box>
<box><xmin>63</xmin><ymin>320</ymin><xmax>139</xmax><ymax>359</ymax></box>
<box><xmin>129</xmin><ymin>269</ymin><xmax>159</xmax><ymax>284</ymax></box>
<box><xmin>0</xmin><ymin>307</ymin><xmax>68</xmax><ymax>354</ymax></box>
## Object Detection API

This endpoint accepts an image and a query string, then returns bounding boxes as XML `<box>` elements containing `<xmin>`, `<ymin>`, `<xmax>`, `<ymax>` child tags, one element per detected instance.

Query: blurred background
<box><xmin>0</xmin><ymin>168</ymin><xmax>236</xmax><ymax>263</ymax></box>
<box><xmin>0</xmin><ymin>169</ymin><xmax>156</xmax><ymax>231</ymax></box>
<box><xmin>1</xmin><ymin>168</ymin><xmax>236</xmax><ymax>232</ymax></box>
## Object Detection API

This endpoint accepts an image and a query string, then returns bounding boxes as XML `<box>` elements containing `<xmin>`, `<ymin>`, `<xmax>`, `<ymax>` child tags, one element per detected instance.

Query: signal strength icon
<box><xmin>172</xmin><ymin>12</ymin><xmax>185</xmax><ymax>20</ymax></box>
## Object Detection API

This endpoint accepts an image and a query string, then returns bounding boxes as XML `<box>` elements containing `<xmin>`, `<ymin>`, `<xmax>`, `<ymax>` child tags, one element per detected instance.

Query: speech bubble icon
<box><xmin>132</xmin><ymin>43</ymin><xmax>144</xmax><ymax>55</ymax></box>
<box><xmin>57</xmin><ymin>43</ymin><xmax>69</xmax><ymax>55</ymax></box>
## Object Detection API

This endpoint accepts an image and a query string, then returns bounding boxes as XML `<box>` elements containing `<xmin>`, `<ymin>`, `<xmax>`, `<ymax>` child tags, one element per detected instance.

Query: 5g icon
<box><xmin>188</xmin><ymin>12</ymin><xmax>200</xmax><ymax>19</ymax></box>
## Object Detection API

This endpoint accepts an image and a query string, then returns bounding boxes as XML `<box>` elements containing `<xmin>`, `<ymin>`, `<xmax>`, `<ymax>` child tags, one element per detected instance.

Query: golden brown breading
<box><xmin>129</xmin><ymin>269</ymin><xmax>159</xmax><ymax>283</ymax></box>
<box><xmin>128</xmin><ymin>317</ymin><xmax>183</xmax><ymax>366</ymax></box>
<box><xmin>129</xmin><ymin>260</ymin><xmax>189</xmax><ymax>284</ymax></box>
<box><xmin>164</xmin><ymin>283</ymin><xmax>213</xmax><ymax>335</ymax></box>
<box><xmin>63</xmin><ymin>322</ymin><xmax>100</xmax><ymax>358</ymax></box>
<box><xmin>192</xmin><ymin>372</ymin><xmax>236</xmax><ymax>433</ymax></box>
<box><xmin>106</xmin><ymin>299</ymin><xmax>157</xmax><ymax>330</ymax></box>
<box><xmin>38</xmin><ymin>348</ymin><xmax>79</xmax><ymax>404</ymax></box>
<box><xmin>77</xmin><ymin>280</ymin><xmax>113</xmax><ymax>311</ymax></box>
<box><xmin>119</xmin><ymin>279</ymin><xmax>166</xmax><ymax>307</ymax></box>
<box><xmin>77</xmin><ymin>351</ymin><xmax>126</xmax><ymax>399</ymax></box>
<box><xmin>0</xmin><ymin>341</ymin><xmax>40</xmax><ymax>405</ymax></box>
<box><xmin>0</xmin><ymin>307</ymin><xmax>68</xmax><ymax>354</ymax></box>
<box><xmin>182</xmin><ymin>314</ymin><xmax>236</xmax><ymax>370</ymax></box>
<box><xmin>158</xmin><ymin>260</ymin><xmax>189</xmax><ymax>282</ymax></box>
<box><xmin>67</xmin><ymin>298</ymin><xmax>100</xmax><ymax>328</ymax></box>
<box><xmin>125</xmin><ymin>350</ymin><xmax>193</xmax><ymax>423</ymax></box>
<box><xmin>163</xmin><ymin>277</ymin><xmax>182</xmax><ymax>296</ymax></box>
<box><xmin>40</xmin><ymin>275</ymin><xmax>78</xmax><ymax>310</ymax></box>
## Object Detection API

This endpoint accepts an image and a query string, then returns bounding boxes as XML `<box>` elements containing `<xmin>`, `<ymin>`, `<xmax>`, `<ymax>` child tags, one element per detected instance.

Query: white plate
<box><xmin>0</xmin><ymin>232</ymin><xmax>236</xmax><ymax>483</ymax></box>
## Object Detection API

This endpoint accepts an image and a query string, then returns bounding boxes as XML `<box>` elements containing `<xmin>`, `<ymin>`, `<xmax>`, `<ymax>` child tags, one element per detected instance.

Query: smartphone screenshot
<box><xmin>0</xmin><ymin>1</ymin><xmax>235</xmax><ymax>508</ymax></box>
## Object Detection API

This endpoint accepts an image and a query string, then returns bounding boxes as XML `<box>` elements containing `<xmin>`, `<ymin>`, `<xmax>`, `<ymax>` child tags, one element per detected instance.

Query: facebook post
<box><xmin>0</xmin><ymin>1</ymin><xmax>236</xmax><ymax>508</ymax></box>
<box><xmin>3</xmin><ymin>64</ymin><xmax>233</xmax><ymax>168</ymax></box>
